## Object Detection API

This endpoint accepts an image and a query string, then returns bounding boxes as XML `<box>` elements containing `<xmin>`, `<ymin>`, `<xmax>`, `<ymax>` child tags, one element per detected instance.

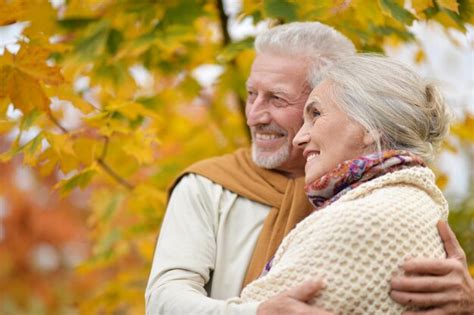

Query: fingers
<box><xmin>285</xmin><ymin>279</ymin><xmax>325</xmax><ymax>302</ymax></box>
<box><xmin>402</xmin><ymin>310</ymin><xmax>445</xmax><ymax>315</ymax></box>
<box><xmin>437</xmin><ymin>220</ymin><xmax>467</xmax><ymax>266</ymax></box>
<box><xmin>391</xmin><ymin>276</ymin><xmax>454</xmax><ymax>293</ymax></box>
<box><xmin>390</xmin><ymin>290</ymin><xmax>451</xmax><ymax>307</ymax></box>
<box><xmin>401</xmin><ymin>258</ymin><xmax>459</xmax><ymax>276</ymax></box>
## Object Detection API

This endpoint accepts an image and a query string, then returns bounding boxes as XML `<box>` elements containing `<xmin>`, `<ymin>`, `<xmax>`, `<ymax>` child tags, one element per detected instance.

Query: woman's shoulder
<box><xmin>334</xmin><ymin>166</ymin><xmax>448</xmax><ymax>219</ymax></box>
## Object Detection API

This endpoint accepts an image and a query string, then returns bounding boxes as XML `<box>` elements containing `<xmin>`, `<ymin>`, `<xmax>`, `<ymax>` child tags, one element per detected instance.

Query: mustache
<box><xmin>251</xmin><ymin>124</ymin><xmax>287</xmax><ymax>136</ymax></box>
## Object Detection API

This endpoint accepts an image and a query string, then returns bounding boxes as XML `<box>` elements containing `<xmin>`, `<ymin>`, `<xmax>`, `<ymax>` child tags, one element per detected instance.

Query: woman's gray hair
<box><xmin>255</xmin><ymin>22</ymin><xmax>356</xmax><ymax>82</ymax></box>
<box><xmin>314</xmin><ymin>54</ymin><xmax>452</xmax><ymax>162</ymax></box>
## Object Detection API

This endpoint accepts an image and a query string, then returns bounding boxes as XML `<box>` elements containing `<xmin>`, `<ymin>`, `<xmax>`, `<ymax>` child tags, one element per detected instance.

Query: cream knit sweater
<box><xmin>240</xmin><ymin>167</ymin><xmax>448</xmax><ymax>314</ymax></box>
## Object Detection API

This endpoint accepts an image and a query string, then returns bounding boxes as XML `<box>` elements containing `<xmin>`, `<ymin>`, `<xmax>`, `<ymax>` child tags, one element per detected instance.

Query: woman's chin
<box><xmin>304</xmin><ymin>172</ymin><xmax>322</xmax><ymax>185</ymax></box>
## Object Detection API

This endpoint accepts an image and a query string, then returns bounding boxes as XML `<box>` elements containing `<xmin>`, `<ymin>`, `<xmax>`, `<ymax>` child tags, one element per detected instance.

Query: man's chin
<box><xmin>251</xmin><ymin>145</ymin><xmax>290</xmax><ymax>170</ymax></box>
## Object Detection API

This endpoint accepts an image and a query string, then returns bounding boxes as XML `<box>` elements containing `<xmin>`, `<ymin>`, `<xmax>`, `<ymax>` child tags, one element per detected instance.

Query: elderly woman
<box><xmin>238</xmin><ymin>54</ymin><xmax>452</xmax><ymax>314</ymax></box>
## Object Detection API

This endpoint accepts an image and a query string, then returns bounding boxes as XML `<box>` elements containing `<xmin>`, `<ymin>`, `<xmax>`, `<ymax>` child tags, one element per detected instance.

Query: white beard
<box><xmin>251</xmin><ymin>140</ymin><xmax>291</xmax><ymax>169</ymax></box>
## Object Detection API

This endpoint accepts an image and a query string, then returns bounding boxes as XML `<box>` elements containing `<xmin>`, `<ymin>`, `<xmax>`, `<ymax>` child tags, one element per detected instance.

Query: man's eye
<box><xmin>247</xmin><ymin>91</ymin><xmax>257</xmax><ymax>101</ymax></box>
<box><xmin>271</xmin><ymin>95</ymin><xmax>287</xmax><ymax>106</ymax></box>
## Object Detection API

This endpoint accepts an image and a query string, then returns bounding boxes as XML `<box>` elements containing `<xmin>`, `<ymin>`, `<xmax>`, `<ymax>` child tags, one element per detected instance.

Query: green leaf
<box><xmin>218</xmin><ymin>37</ymin><xmax>255</xmax><ymax>63</ymax></box>
<box><xmin>20</xmin><ymin>108</ymin><xmax>42</xmax><ymax>131</ymax></box>
<box><xmin>106</xmin><ymin>29</ymin><xmax>124</xmax><ymax>55</ymax></box>
<box><xmin>75</xmin><ymin>21</ymin><xmax>109</xmax><ymax>59</ymax></box>
<box><xmin>458</xmin><ymin>0</ymin><xmax>474</xmax><ymax>23</ymax></box>
<box><xmin>263</xmin><ymin>0</ymin><xmax>298</xmax><ymax>22</ymax></box>
<box><xmin>57</xmin><ymin>17</ymin><xmax>99</xmax><ymax>30</ymax></box>
<box><xmin>162</xmin><ymin>0</ymin><xmax>206</xmax><ymax>25</ymax></box>
<box><xmin>379</xmin><ymin>0</ymin><xmax>416</xmax><ymax>24</ymax></box>
<box><xmin>55</xmin><ymin>168</ymin><xmax>96</xmax><ymax>196</ymax></box>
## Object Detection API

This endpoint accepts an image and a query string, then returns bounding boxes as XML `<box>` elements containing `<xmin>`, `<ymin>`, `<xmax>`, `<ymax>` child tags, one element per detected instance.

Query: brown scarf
<box><xmin>168</xmin><ymin>148</ymin><xmax>313</xmax><ymax>288</ymax></box>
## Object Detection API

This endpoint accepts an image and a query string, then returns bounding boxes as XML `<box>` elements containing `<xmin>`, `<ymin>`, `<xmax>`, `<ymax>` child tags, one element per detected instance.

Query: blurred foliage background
<box><xmin>0</xmin><ymin>0</ymin><xmax>472</xmax><ymax>314</ymax></box>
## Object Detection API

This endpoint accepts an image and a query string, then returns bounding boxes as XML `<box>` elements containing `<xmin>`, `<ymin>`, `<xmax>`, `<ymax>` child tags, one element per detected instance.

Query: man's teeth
<box><xmin>256</xmin><ymin>133</ymin><xmax>282</xmax><ymax>140</ymax></box>
<box><xmin>307</xmin><ymin>152</ymin><xmax>319</xmax><ymax>161</ymax></box>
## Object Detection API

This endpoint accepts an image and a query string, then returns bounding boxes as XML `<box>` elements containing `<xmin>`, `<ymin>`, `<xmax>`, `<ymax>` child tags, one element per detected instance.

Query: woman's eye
<box><xmin>311</xmin><ymin>109</ymin><xmax>321</xmax><ymax>118</ymax></box>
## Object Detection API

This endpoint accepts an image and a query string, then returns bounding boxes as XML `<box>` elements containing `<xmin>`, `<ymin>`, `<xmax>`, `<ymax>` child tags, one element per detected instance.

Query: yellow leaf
<box><xmin>414</xmin><ymin>48</ymin><xmax>426</xmax><ymax>64</ymax></box>
<box><xmin>351</xmin><ymin>0</ymin><xmax>385</xmax><ymax>26</ymax></box>
<box><xmin>0</xmin><ymin>49</ymin><xmax>14</xmax><ymax>67</ymax></box>
<box><xmin>0</xmin><ymin>66</ymin><xmax>11</xmax><ymax>98</ymax></box>
<box><xmin>14</xmin><ymin>45</ymin><xmax>64</xmax><ymax>86</ymax></box>
<box><xmin>45</xmin><ymin>133</ymin><xmax>75</xmax><ymax>156</ymax></box>
<box><xmin>23</xmin><ymin>133</ymin><xmax>44</xmax><ymax>166</ymax></box>
<box><xmin>21</xmin><ymin>0</ymin><xmax>58</xmax><ymax>39</ymax></box>
<box><xmin>44</xmin><ymin>132</ymin><xmax>80</xmax><ymax>173</ymax></box>
<box><xmin>433</xmin><ymin>11</ymin><xmax>464</xmax><ymax>30</ymax></box>
<box><xmin>45</xmin><ymin>85</ymin><xmax>95</xmax><ymax>114</ymax></box>
<box><xmin>0</xmin><ymin>120</ymin><xmax>16</xmax><ymax>134</ymax></box>
<box><xmin>8</xmin><ymin>69</ymin><xmax>50</xmax><ymax>113</ymax></box>
<box><xmin>412</xmin><ymin>0</ymin><xmax>434</xmax><ymax>13</ymax></box>
<box><xmin>436</xmin><ymin>173</ymin><xmax>448</xmax><ymax>190</ymax></box>
<box><xmin>37</xmin><ymin>147</ymin><xmax>58</xmax><ymax>176</ymax></box>
<box><xmin>436</xmin><ymin>0</ymin><xmax>459</xmax><ymax>13</ymax></box>
<box><xmin>122</xmin><ymin>130</ymin><xmax>158</xmax><ymax>165</ymax></box>
<box><xmin>73</xmin><ymin>137</ymin><xmax>99</xmax><ymax>165</ymax></box>
<box><xmin>451</xmin><ymin>114</ymin><xmax>474</xmax><ymax>142</ymax></box>
<box><xmin>0</xmin><ymin>0</ymin><xmax>25</xmax><ymax>26</ymax></box>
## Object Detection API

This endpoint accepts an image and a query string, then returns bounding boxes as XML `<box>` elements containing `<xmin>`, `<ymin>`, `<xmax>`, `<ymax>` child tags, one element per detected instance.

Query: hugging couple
<box><xmin>146</xmin><ymin>22</ymin><xmax>474</xmax><ymax>314</ymax></box>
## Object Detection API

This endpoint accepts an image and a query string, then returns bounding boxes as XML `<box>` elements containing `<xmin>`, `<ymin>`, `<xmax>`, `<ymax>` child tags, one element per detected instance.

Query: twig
<box><xmin>97</xmin><ymin>157</ymin><xmax>134</xmax><ymax>190</ymax></box>
<box><xmin>47</xmin><ymin>111</ymin><xmax>69</xmax><ymax>134</ymax></box>
<box><xmin>46</xmin><ymin>111</ymin><xmax>134</xmax><ymax>190</ymax></box>
<box><xmin>97</xmin><ymin>136</ymin><xmax>134</xmax><ymax>190</ymax></box>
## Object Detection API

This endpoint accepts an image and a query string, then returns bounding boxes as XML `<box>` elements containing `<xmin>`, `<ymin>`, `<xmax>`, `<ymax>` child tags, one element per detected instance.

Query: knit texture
<box><xmin>240</xmin><ymin>167</ymin><xmax>448</xmax><ymax>314</ymax></box>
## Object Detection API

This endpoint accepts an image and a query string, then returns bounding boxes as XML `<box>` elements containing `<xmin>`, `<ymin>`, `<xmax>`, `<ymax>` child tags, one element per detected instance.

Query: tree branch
<box><xmin>216</xmin><ymin>0</ymin><xmax>231</xmax><ymax>46</ymax></box>
<box><xmin>216</xmin><ymin>0</ymin><xmax>251</xmax><ymax>141</ymax></box>
<box><xmin>47</xmin><ymin>112</ymin><xmax>134</xmax><ymax>190</ymax></box>
<box><xmin>97</xmin><ymin>136</ymin><xmax>134</xmax><ymax>190</ymax></box>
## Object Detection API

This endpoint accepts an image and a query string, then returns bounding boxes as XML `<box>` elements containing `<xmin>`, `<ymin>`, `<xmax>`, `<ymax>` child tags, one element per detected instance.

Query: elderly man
<box><xmin>146</xmin><ymin>22</ymin><xmax>474</xmax><ymax>315</ymax></box>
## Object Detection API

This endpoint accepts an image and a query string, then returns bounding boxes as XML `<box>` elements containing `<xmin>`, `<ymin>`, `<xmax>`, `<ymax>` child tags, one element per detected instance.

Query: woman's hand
<box><xmin>390</xmin><ymin>221</ymin><xmax>474</xmax><ymax>314</ymax></box>
<box><xmin>257</xmin><ymin>279</ymin><xmax>333</xmax><ymax>315</ymax></box>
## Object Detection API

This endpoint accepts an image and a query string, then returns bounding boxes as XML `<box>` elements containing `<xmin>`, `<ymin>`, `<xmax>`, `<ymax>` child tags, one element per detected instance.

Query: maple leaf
<box><xmin>7</xmin><ymin>69</ymin><xmax>50</xmax><ymax>113</ymax></box>
<box><xmin>0</xmin><ymin>45</ymin><xmax>64</xmax><ymax>114</ymax></box>
<box><xmin>14</xmin><ymin>45</ymin><xmax>64</xmax><ymax>85</ymax></box>
<box><xmin>0</xmin><ymin>1</ymin><xmax>25</xmax><ymax>26</ymax></box>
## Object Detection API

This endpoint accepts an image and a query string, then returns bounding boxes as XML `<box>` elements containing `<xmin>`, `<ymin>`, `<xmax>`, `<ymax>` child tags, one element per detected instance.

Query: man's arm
<box><xmin>145</xmin><ymin>174</ymin><xmax>259</xmax><ymax>314</ymax></box>
<box><xmin>390</xmin><ymin>221</ymin><xmax>474</xmax><ymax>315</ymax></box>
<box><xmin>257</xmin><ymin>280</ymin><xmax>334</xmax><ymax>315</ymax></box>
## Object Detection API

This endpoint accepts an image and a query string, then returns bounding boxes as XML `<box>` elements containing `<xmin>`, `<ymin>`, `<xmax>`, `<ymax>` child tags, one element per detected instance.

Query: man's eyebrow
<box><xmin>269</xmin><ymin>88</ymin><xmax>289</xmax><ymax>95</ymax></box>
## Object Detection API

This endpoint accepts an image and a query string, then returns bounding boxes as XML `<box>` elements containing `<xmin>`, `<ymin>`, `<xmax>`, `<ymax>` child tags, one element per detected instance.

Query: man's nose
<box><xmin>246</xmin><ymin>96</ymin><xmax>271</xmax><ymax>126</ymax></box>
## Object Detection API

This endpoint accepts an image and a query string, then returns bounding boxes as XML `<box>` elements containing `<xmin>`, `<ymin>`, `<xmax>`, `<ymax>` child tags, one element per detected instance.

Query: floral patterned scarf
<box><xmin>260</xmin><ymin>150</ymin><xmax>425</xmax><ymax>276</ymax></box>
<box><xmin>305</xmin><ymin>150</ymin><xmax>425</xmax><ymax>210</ymax></box>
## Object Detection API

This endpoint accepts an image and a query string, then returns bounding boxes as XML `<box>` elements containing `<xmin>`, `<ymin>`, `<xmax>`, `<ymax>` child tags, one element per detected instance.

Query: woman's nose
<box><xmin>293</xmin><ymin>126</ymin><xmax>310</xmax><ymax>148</ymax></box>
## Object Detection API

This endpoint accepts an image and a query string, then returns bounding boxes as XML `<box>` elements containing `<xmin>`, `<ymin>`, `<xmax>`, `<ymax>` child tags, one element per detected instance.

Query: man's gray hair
<box><xmin>255</xmin><ymin>22</ymin><xmax>356</xmax><ymax>84</ymax></box>
<box><xmin>315</xmin><ymin>54</ymin><xmax>452</xmax><ymax>162</ymax></box>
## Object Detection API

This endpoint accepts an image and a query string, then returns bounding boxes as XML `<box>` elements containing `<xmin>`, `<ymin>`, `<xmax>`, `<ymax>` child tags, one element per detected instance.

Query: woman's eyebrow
<box><xmin>304</xmin><ymin>100</ymin><xmax>320</xmax><ymax>114</ymax></box>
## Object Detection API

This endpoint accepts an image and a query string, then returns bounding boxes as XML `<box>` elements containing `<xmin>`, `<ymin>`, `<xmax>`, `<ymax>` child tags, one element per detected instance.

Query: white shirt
<box><xmin>145</xmin><ymin>174</ymin><xmax>269</xmax><ymax>314</ymax></box>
